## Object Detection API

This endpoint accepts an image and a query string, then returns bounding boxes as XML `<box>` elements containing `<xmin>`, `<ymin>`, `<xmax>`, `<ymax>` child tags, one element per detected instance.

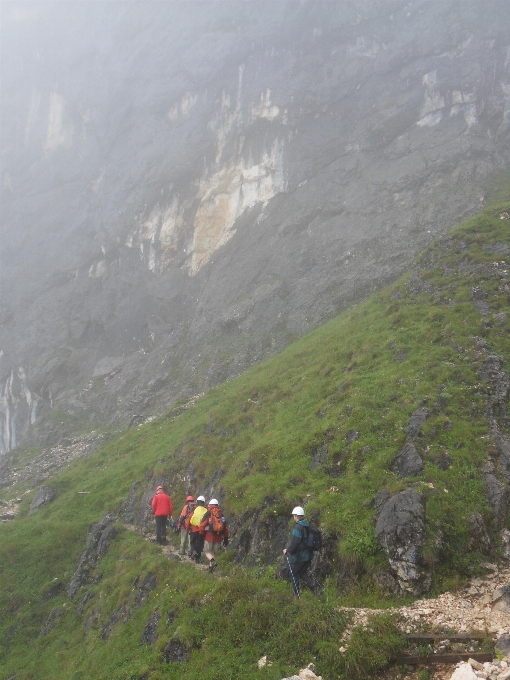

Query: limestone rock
<box><xmin>496</xmin><ymin>634</ymin><xmax>510</xmax><ymax>656</ymax></box>
<box><xmin>375</xmin><ymin>489</ymin><xmax>429</xmax><ymax>594</ymax></box>
<box><xmin>502</xmin><ymin>529</ymin><xmax>510</xmax><ymax>561</ymax></box>
<box><xmin>492</xmin><ymin>584</ymin><xmax>510</xmax><ymax>613</ymax></box>
<box><xmin>68</xmin><ymin>514</ymin><xmax>118</xmax><ymax>598</ymax></box>
<box><xmin>162</xmin><ymin>638</ymin><xmax>190</xmax><ymax>663</ymax></box>
<box><xmin>467</xmin><ymin>513</ymin><xmax>492</xmax><ymax>554</ymax></box>
<box><xmin>404</xmin><ymin>409</ymin><xmax>429</xmax><ymax>438</ymax></box>
<box><xmin>483</xmin><ymin>473</ymin><xmax>508</xmax><ymax>531</ymax></box>
<box><xmin>140</xmin><ymin>610</ymin><xmax>160</xmax><ymax>646</ymax></box>
<box><xmin>29</xmin><ymin>485</ymin><xmax>56</xmax><ymax>514</ymax></box>
<box><xmin>299</xmin><ymin>663</ymin><xmax>323</xmax><ymax>680</ymax></box>
<box><xmin>392</xmin><ymin>441</ymin><xmax>423</xmax><ymax>477</ymax></box>
<box><xmin>478</xmin><ymin>355</ymin><xmax>510</xmax><ymax>406</ymax></box>
<box><xmin>449</xmin><ymin>662</ymin><xmax>477</xmax><ymax>680</ymax></box>
<box><xmin>39</xmin><ymin>607</ymin><xmax>63</xmax><ymax>637</ymax></box>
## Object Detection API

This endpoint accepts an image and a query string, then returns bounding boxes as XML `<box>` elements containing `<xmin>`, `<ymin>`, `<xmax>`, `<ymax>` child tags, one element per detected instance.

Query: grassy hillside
<box><xmin>1</xmin><ymin>202</ymin><xmax>509</xmax><ymax>679</ymax></box>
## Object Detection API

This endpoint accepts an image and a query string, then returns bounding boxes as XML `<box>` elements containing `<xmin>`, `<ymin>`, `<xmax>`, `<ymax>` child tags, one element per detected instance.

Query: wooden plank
<box><xmin>404</xmin><ymin>634</ymin><xmax>488</xmax><ymax>641</ymax></box>
<box><xmin>395</xmin><ymin>653</ymin><xmax>493</xmax><ymax>665</ymax></box>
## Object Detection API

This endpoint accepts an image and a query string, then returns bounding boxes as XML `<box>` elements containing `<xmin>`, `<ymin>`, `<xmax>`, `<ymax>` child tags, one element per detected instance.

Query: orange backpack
<box><xmin>210</xmin><ymin>506</ymin><xmax>225</xmax><ymax>534</ymax></box>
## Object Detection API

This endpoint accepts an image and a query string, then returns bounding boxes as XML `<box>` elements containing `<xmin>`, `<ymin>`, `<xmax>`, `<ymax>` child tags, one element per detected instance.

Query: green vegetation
<box><xmin>0</xmin><ymin>202</ymin><xmax>510</xmax><ymax>678</ymax></box>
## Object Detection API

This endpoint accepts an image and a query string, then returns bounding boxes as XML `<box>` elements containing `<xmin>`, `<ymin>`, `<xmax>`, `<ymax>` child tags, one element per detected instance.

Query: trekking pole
<box><xmin>285</xmin><ymin>554</ymin><xmax>300</xmax><ymax>599</ymax></box>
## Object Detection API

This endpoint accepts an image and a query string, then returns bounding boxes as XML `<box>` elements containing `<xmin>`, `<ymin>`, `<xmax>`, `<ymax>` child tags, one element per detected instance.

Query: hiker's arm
<box><xmin>286</xmin><ymin>530</ymin><xmax>302</xmax><ymax>556</ymax></box>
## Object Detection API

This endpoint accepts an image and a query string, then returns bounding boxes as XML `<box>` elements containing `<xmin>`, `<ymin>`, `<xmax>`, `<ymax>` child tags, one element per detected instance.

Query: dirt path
<box><xmin>125</xmin><ymin>523</ymin><xmax>213</xmax><ymax>571</ymax></box>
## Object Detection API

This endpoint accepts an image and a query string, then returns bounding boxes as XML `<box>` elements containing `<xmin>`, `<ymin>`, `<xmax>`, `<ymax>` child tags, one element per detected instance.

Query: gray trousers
<box><xmin>179</xmin><ymin>527</ymin><xmax>190</xmax><ymax>553</ymax></box>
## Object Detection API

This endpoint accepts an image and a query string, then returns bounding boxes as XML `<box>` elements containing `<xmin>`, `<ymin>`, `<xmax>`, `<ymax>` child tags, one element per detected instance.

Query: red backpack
<box><xmin>210</xmin><ymin>506</ymin><xmax>225</xmax><ymax>534</ymax></box>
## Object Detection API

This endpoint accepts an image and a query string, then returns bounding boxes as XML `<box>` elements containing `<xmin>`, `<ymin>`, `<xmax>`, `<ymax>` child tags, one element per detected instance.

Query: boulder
<box><xmin>29</xmin><ymin>485</ymin><xmax>56</xmax><ymax>515</ymax></box>
<box><xmin>392</xmin><ymin>441</ymin><xmax>423</xmax><ymax>477</ymax></box>
<box><xmin>492</xmin><ymin>584</ymin><xmax>510</xmax><ymax>613</ymax></box>
<box><xmin>404</xmin><ymin>408</ymin><xmax>429</xmax><ymax>438</ymax></box>
<box><xmin>467</xmin><ymin>514</ymin><xmax>492</xmax><ymax>554</ymax></box>
<box><xmin>375</xmin><ymin>489</ymin><xmax>429</xmax><ymax>594</ymax></box>
<box><xmin>449</xmin><ymin>663</ymin><xmax>477</xmax><ymax>680</ymax></box>
<box><xmin>496</xmin><ymin>633</ymin><xmax>510</xmax><ymax>656</ymax></box>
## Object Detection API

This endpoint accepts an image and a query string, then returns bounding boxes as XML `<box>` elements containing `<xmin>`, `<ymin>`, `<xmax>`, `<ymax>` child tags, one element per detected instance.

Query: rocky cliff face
<box><xmin>1</xmin><ymin>0</ymin><xmax>509</xmax><ymax>451</ymax></box>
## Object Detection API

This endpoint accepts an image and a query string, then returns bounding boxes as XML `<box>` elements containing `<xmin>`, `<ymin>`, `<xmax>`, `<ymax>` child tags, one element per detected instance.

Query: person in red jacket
<box><xmin>199</xmin><ymin>498</ymin><xmax>229</xmax><ymax>572</ymax></box>
<box><xmin>177</xmin><ymin>495</ymin><xmax>195</xmax><ymax>555</ymax></box>
<box><xmin>151</xmin><ymin>484</ymin><xmax>173</xmax><ymax>545</ymax></box>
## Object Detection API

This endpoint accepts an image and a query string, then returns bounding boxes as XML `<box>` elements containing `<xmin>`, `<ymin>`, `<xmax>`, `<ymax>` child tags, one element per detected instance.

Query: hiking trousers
<box><xmin>289</xmin><ymin>560</ymin><xmax>316</xmax><ymax>593</ymax></box>
<box><xmin>190</xmin><ymin>531</ymin><xmax>205</xmax><ymax>560</ymax></box>
<box><xmin>179</xmin><ymin>527</ymin><xmax>190</xmax><ymax>553</ymax></box>
<box><xmin>155</xmin><ymin>515</ymin><xmax>167</xmax><ymax>543</ymax></box>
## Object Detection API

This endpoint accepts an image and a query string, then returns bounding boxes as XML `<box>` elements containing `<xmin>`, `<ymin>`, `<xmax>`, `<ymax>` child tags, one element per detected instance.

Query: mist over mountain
<box><xmin>1</xmin><ymin>0</ymin><xmax>509</xmax><ymax>453</ymax></box>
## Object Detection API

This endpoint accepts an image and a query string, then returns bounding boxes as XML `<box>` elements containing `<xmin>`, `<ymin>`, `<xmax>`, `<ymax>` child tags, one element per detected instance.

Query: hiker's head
<box><xmin>209</xmin><ymin>498</ymin><xmax>219</xmax><ymax>506</ymax></box>
<box><xmin>197</xmin><ymin>495</ymin><xmax>206</xmax><ymax>505</ymax></box>
<box><xmin>186</xmin><ymin>495</ymin><xmax>194</xmax><ymax>502</ymax></box>
<box><xmin>156</xmin><ymin>485</ymin><xmax>164</xmax><ymax>493</ymax></box>
<box><xmin>291</xmin><ymin>506</ymin><xmax>305</xmax><ymax>522</ymax></box>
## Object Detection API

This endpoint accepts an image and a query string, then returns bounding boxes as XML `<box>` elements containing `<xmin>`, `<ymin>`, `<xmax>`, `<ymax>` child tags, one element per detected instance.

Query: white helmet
<box><xmin>197</xmin><ymin>495</ymin><xmax>205</xmax><ymax>502</ymax></box>
<box><xmin>292</xmin><ymin>506</ymin><xmax>305</xmax><ymax>516</ymax></box>
<box><xmin>209</xmin><ymin>498</ymin><xmax>219</xmax><ymax>505</ymax></box>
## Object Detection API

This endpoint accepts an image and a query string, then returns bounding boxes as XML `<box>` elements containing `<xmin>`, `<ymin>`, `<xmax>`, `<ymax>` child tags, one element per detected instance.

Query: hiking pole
<box><xmin>285</xmin><ymin>553</ymin><xmax>300</xmax><ymax>599</ymax></box>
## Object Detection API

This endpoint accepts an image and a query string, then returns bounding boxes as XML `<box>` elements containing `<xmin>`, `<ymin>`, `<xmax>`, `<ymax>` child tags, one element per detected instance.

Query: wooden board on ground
<box><xmin>395</xmin><ymin>653</ymin><xmax>493</xmax><ymax>665</ymax></box>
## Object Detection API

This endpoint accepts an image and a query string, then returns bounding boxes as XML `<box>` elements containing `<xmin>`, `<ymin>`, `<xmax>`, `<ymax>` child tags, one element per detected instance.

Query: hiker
<box><xmin>186</xmin><ymin>495</ymin><xmax>207</xmax><ymax>563</ymax></box>
<box><xmin>199</xmin><ymin>498</ymin><xmax>229</xmax><ymax>572</ymax></box>
<box><xmin>283</xmin><ymin>506</ymin><xmax>316</xmax><ymax>594</ymax></box>
<box><xmin>177</xmin><ymin>495</ymin><xmax>195</xmax><ymax>555</ymax></box>
<box><xmin>151</xmin><ymin>484</ymin><xmax>173</xmax><ymax>545</ymax></box>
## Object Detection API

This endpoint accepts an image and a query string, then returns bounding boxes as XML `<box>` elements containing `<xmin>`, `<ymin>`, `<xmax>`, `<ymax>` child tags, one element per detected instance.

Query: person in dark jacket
<box><xmin>283</xmin><ymin>506</ymin><xmax>316</xmax><ymax>593</ymax></box>
<box><xmin>199</xmin><ymin>498</ymin><xmax>229</xmax><ymax>572</ymax></box>
<box><xmin>185</xmin><ymin>495</ymin><xmax>207</xmax><ymax>563</ymax></box>
<box><xmin>177</xmin><ymin>495</ymin><xmax>195</xmax><ymax>555</ymax></box>
<box><xmin>151</xmin><ymin>485</ymin><xmax>173</xmax><ymax>545</ymax></box>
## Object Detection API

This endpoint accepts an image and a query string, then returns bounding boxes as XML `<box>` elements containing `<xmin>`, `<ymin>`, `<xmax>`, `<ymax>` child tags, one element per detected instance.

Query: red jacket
<box><xmin>177</xmin><ymin>502</ymin><xmax>195</xmax><ymax>529</ymax></box>
<box><xmin>151</xmin><ymin>491</ymin><xmax>173</xmax><ymax>517</ymax></box>
<box><xmin>199</xmin><ymin>506</ymin><xmax>229</xmax><ymax>543</ymax></box>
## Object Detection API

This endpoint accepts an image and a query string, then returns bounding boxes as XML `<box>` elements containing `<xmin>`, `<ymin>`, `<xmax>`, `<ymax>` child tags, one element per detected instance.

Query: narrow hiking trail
<box><xmin>125</xmin><ymin>523</ymin><xmax>213</xmax><ymax>572</ymax></box>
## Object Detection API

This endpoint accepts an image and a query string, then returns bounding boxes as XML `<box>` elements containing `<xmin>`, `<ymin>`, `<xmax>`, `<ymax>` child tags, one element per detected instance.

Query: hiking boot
<box><xmin>208</xmin><ymin>558</ymin><xmax>217</xmax><ymax>573</ymax></box>
<box><xmin>178</xmin><ymin>550</ymin><xmax>186</xmax><ymax>555</ymax></box>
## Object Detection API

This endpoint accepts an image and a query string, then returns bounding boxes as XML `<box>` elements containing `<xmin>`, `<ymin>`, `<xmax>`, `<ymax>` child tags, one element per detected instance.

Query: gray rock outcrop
<box><xmin>28</xmin><ymin>486</ymin><xmax>56</xmax><ymax>515</ymax></box>
<box><xmin>375</xmin><ymin>489</ymin><xmax>429</xmax><ymax>594</ymax></box>
<box><xmin>68</xmin><ymin>514</ymin><xmax>118</xmax><ymax>598</ymax></box>
<box><xmin>1</xmin><ymin>1</ymin><xmax>509</xmax><ymax>452</ymax></box>
<box><xmin>140</xmin><ymin>610</ymin><xmax>160</xmax><ymax>646</ymax></box>
<box><xmin>467</xmin><ymin>514</ymin><xmax>492</xmax><ymax>555</ymax></box>
<box><xmin>404</xmin><ymin>408</ymin><xmax>429</xmax><ymax>438</ymax></box>
<box><xmin>392</xmin><ymin>441</ymin><xmax>423</xmax><ymax>477</ymax></box>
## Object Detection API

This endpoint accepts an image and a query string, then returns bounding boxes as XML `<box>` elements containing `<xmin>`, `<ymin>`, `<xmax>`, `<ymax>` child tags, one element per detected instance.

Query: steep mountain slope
<box><xmin>1</xmin><ymin>1</ymin><xmax>510</xmax><ymax>452</ymax></box>
<box><xmin>0</xmin><ymin>204</ymin><xmax>509</xmax><ymax>679</ymax></box>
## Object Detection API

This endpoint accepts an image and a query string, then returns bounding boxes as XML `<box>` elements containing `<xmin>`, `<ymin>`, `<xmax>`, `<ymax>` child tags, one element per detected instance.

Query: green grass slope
<box><xmin>1</xmin><ymin>202</ymin><xmax>510</xmax><ymax>680</ymax></box>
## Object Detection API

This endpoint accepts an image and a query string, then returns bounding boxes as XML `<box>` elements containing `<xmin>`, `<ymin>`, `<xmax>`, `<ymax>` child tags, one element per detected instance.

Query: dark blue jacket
<box><xmin>286</xmin><ymin>519</ymin><xmax>310</xmax><ymax>564</ymax></box>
